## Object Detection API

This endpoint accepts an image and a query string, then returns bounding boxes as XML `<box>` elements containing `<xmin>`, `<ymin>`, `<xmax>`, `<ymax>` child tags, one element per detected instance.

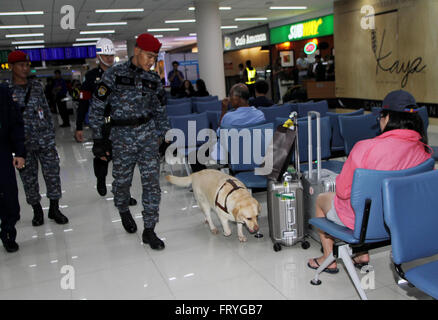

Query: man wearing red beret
<box><xmin>89</xmin><ymin>33</ymin><xmax>171</xmax><ymax>250</ymax></box>
<box><xmin>8</xmin><ymin>51</ymin><xmax>69</xmax><ymax>227</ymax></box>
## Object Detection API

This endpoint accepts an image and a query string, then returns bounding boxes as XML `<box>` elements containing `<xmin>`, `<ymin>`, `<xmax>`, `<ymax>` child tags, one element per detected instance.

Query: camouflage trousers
<box><xmin>19</xmin><ymin>147</ymin><xmax>62</xmax><ymax>206</ymax></box>
<box><xmin>112</xmin><ymin>138</ymin><xmax>161</xmax><ymax>228</ymax></box>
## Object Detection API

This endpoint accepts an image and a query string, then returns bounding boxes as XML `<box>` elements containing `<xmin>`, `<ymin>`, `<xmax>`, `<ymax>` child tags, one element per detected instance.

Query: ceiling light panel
<box><xmin>95</xmin><ymin>9</ymin><xmax>144</xmax><ymax>13</ymax></box>
<box><xmin>87</xmin><ymin>22</ymin><xmax>127</xmax><ymax>26</ymax></box>
<box><xmin>0</xmin><ymin>11</ymin><xmax>44</xmax><ymax>15</ymax></box>
<box><xmin>80</xmin><ymin>30</ymin><xmax>115</xmax><ymax>34</ymax></box>
<box><xmin>5</xmin><ymin>33</ymin><xmax>44</xmax><ymax>38</ymax></box>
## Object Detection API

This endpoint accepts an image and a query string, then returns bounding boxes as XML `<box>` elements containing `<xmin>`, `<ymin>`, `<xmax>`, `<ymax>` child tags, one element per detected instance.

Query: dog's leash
<box><xmin>215</xmin><ymin>179</ymin><xmax>244</xmax><ymax>215</ymax></box>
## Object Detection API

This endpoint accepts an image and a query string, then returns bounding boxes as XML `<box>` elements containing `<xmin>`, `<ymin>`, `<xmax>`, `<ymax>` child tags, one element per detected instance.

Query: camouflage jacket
<box><xmin>89</xmin><ymin>59</ymin><xmax>170</xmax><ymax>143</ymax></box>
<box><xmin>10</xmin><ymin>80</ymin><xmax>55</xmax><ymax>150</ymax></box>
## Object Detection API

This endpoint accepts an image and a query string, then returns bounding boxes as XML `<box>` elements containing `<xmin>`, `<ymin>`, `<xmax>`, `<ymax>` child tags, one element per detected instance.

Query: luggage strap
<box><xmin>110</xmin><ymin>114</ymin><xmax>153</xmax><ymax>127</ymax></box>
<box><xmin>215</xmin><ymin>179</ymin><xmax>245</xmax><ymax>215</ymax></box>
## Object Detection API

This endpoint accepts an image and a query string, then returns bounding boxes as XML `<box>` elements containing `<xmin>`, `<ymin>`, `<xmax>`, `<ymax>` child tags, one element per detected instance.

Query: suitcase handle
<box><xmin>307</xmin><ymin>111</ymin><xmax>321</xmax><ymax>181</ymax></box>
<box><xmin>290</xmin><ymin>111</ymin><xmax>301</xmax><ymax>174</ymax></box>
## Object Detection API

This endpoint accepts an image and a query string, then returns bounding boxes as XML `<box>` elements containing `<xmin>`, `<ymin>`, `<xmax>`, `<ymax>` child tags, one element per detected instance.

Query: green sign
<box><xmin>270</xmin><ymin>15</ymin><xmax>334</xmax><ymax>44</ymax></box>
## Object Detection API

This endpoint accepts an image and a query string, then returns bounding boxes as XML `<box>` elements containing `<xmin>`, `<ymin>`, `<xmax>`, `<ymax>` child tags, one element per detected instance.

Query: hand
<box><xmin>100</xmin><ymin>151</ymin><xmax>110</xmax><ymax>162</ymax></box>
<box><xmin>74</xmin><ymin>130</ymin><xmax>84</xmax><ymax>143</ymax></box>
<box><xmin>221</xmin><ymin>98</ymin><xmax>230</xmax><ymax>113</ymax></box>
<box><xmin>92</xmin><ymin>139</ymin><xmax>111</xmax><ymax>161</ymax></box>
<box><xmin>13</xmin><ymin>157</ymin><xmax>25</xmax><ymax>169</ymax></box>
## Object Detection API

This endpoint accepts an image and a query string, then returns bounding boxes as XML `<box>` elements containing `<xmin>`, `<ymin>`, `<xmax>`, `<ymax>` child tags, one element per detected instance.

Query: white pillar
<box><xmin>194</xmin><ymin>0</ymin><xmax>226</xmax><ymax>99</ymax></box>
<box><xmin>127</xmin><ymin>39</ymin><xmax>136</xmax><ymax>59</ymax></box>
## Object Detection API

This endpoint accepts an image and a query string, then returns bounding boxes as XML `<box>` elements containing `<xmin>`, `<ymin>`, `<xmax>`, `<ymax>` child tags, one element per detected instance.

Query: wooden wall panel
<box><xmin>334</xmin><ymin>0</ymin><xmax>437</xmax><ymax>103</ymax></box>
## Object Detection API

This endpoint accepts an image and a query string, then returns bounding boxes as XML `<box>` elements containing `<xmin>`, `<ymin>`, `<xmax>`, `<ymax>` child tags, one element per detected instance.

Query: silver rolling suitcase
<box><xmin>301</xmin><ymin>111</ymin><xmax>338</xmax><ymax>242</ymax></box>
<box><xmin>267</xmin><ymin>112</ymin><xmax>310</xmax><ymax>252</ymax></box>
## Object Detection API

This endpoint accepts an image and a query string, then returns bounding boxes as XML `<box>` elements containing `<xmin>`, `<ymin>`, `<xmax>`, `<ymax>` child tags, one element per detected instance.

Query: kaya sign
<box><xmin>270</xmin><ymin>15</ymin><xmax>333</xmax><ymax>44</ymax></box>
<box><xmin>223</xmin><ymin>25</ymin><xmax>270</xmax><ymax>51</ymax></box>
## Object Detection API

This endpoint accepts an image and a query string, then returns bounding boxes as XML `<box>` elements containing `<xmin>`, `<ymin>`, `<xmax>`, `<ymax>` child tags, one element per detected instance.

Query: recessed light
<box><xmin>87</xmin><ymin>22</ymin><xmax>127</xmax><ymax>26</ymax></box>
<box><xmin>80</xmin><ymin>30</ymin><xmax>115</xmax><ymax>34</ymax></box>
<box><xmin>95</xmin><ymin>9</ymin><xmax>144</xmax><ymax>13</ymax></box>
<box><xmin>165</xmin><ymin>19</ymin><xmax>196</xmax><ymax>23</ymax></box>
<box><xmin>147</xmin><ymin>28</ymin><xmax>179</xmax><ymax>32</ymax></box>
<box><xmin>269</xmin><ymin>6</ymin><xmax>307</xmax><ymax>10</ymax></box>
<box><xmin>76</xmin><ymin>38</ymin><xmax>101</xmax><ymax>42</ymax></box>
<box><xmin>11</xmin><ymin>40</ymin><xmax>45</xmax><ymax>45</ymax></box>
<box><xmin>0</xmin><ymin>25</ymin><xmax>44</xmax><ymax>29</ymax></box>
<box><xmin>73</xmin><ymin>42</ymin><xmax>97</xmax><ymax>46</ymax></box>
<box><xmin>5</xmin><ymin>33</ymin><xmax>44</xmax><ymax>38</ymax></box>
<box><xmin>0</xmin><ymin>11</ymin><xmax>44</xmax><ymax>15</ymax></box>
<box><xmin>235</xmin><ymin>17</ymin><xmax>267</xmax><ymax>21</ymax></box>
<box><xmin>17</xmin><ymin>45</ymin><xmax>45</xmax><ymax>49</ymax></box>
<box><xmin>189</xmin><ymin>33</ymin><xmax>197</xmax><ymax>36</ymax></box>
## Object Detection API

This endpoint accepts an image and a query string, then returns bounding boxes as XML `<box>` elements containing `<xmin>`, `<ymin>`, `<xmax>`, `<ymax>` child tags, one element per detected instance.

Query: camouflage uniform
<box><xmin>10</xmin><ymin>80</ymin><xmax>62</xmax><ymax>206</ymax></box>
<box><xmin>89</xmin><ymin>59</ymin><xmax>170</xmax><ymax>228</ymax></box>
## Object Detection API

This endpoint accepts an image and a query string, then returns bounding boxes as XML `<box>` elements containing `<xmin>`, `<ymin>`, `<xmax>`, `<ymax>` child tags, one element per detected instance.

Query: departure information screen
<box><xmin>21</xmin><ymin>45</ymin><xmax>96</xmax><ymax>61</ymax></box>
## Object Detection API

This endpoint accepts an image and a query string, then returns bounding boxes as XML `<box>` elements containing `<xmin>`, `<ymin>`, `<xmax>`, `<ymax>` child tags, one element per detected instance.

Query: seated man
<box><xmin>190</xmin><ymin>84</ymin><xmax>266</xmax><ymax>172</ymax></box>
<box><xmin>248</xmin><ymin>80</ymin><xmax>274</xmax><ymax>108</ymax></box>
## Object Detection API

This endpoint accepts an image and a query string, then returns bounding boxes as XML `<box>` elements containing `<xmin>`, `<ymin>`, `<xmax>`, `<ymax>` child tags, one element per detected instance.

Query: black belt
<box><xmin>110</xmin><ymin>114</ymin><xmax>153</xmax><ymax>127</ymax></box>
<box><xmin>215</xmin><ymin>179</ymin><xmax>245</xmax><ymax>215</ymax></box>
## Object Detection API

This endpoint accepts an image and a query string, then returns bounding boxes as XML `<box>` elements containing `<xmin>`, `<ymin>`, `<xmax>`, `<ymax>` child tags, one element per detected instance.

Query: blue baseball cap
<box><xmin>382</xmin><ymin>90</ymin><xmax>418</xmax><ymax>113</ymax></box>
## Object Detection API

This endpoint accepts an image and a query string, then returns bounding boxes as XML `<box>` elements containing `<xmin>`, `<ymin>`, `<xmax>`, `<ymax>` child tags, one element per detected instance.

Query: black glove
<box><xmin>92</xmin><ymin>139</ymin><xmax>110</xmax><ymax>158</ymax></box>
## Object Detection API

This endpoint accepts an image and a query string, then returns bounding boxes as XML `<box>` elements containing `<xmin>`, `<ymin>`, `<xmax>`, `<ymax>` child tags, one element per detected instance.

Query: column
<box><xmin>194</xmin><ymin>0</ymin><xmax>226</xmax><ymax>99</ymax></box>
<box><xmin>127</xmin><ymin>39</ymin><xmax>136</xmax><ymax>59</ymax></box>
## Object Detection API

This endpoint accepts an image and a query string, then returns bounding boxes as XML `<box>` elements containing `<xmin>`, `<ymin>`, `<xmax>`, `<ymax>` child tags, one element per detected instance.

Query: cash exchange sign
<box><xmin>270</xmin><ymin>15</ymin><xmax>334</xmax><ymax>45</ymax></box>
<box><xmin>223</xmin><ymin>25</ymin><xmax>270</xmax><ymax>51</ymax></box>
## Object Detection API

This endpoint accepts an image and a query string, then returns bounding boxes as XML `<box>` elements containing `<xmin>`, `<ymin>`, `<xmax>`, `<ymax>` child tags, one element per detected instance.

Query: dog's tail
<box><xmin>165</xmin><ymin>174</ymin><xmax>193</xmax><ymax>187</ymax></box>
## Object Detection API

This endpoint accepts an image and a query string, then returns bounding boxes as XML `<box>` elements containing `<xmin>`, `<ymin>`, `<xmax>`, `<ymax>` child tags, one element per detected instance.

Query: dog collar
<box><xmin>215</xmin><ymin>179</ymin><xmax>245</xmax><ymax>215</ymax></box>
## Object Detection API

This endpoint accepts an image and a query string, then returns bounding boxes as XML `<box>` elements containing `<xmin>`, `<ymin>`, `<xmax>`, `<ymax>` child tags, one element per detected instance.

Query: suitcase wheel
<box><xmin>273</xmin><ymin>243</ymin><xmax>282</xmax><ymax>252</ymax></box>
<box><xmin>301</xmin><ymin>241</ymin><xmax>310</xmax><ymax>250</ymax></box>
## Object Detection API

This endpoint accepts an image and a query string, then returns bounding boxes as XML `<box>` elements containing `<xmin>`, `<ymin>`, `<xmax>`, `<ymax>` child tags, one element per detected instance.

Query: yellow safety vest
<box><xmin>245</xmin><ymin>67</ymin><xmax>256</xmax><ymax>85</ymax></box>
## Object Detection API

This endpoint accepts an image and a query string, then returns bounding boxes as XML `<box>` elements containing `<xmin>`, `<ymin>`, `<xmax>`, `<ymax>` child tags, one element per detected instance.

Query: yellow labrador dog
<box><xmin>166</xmin><ymin>169</ymin><xmax>260</xmax><ymax>242</ymax></box>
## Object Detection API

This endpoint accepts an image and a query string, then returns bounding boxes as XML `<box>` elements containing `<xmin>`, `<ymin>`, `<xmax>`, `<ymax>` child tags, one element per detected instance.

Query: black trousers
<box><xmin>247</xmin><ymin>84</ymin><xmax>256</xmax><ymax>98</ymax></box>
<box><xmin>56</xmin><ymin>97</ymin><xmax>70</xmax><ymax>125</ymax></box>
<box><xmin>94</xmin><ymin>156</ymin><xmax>109</xmax><ymax>179</ymax></box>
<box><xmin>0</xmin><ymin>155</ymin><xmax>20</xmax><ymax>242</ymax></box>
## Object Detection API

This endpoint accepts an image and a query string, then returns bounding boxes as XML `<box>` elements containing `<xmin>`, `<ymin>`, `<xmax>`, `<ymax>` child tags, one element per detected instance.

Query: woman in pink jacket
<box><xmin>308</xmin><ymin>90</ymin><xmax>432</xmax><ymax>273</ymax></box>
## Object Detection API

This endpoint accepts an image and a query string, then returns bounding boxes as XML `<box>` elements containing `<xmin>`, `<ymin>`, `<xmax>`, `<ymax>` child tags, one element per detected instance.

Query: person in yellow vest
<box><xmin>243</xmin><ymin>60</ymin><xmax>257</xmax><ymax>98</ymax></box>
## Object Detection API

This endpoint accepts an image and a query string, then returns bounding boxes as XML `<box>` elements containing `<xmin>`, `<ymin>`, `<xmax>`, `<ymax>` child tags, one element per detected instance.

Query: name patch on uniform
<box><xmin>94</xmin><ymin>83</ymin><xmax>111</xmax><ymax>102</ymax></box>
<box><xmin>142</xmin><ymin>79</ymin><xmax>158</xmax><ymax>91</ymax></box>
<box><xmin>115</xmin><ymin>76</ymin><xmax>135</xmax><ymax>87</ymax></box>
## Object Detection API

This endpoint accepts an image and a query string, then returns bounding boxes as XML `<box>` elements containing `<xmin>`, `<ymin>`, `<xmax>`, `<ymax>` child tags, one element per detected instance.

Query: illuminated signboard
<box><xmin>270</xmin><ymin>15</ymin><xmax>333</xmax><ymax>44</ymax></box>
<box><xmin>223</xmin><ymin>25</ymin><xmax>270</xmax><ymax>51</ymax></box>
<box><xmin>304</xmin><ymin>41</ymin><xmax>317</xmax><ymax>54</ymax></box>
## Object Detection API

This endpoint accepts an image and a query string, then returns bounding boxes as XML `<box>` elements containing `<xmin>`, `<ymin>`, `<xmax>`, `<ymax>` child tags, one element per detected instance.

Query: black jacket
<box><xmin>0</xmin><ymin>84</ymin><xmax>26</xmax><ymax>159</ymax></box>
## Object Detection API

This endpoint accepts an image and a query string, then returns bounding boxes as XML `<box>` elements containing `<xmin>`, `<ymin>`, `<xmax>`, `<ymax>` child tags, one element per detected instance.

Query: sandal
<box><xmin>307</xmin><ymin>258</ymin><xmax>339</xmax><ymax>274</ymax></box>
<box><xmin>352</xmin><ymin>256</ymin><xmax>369</xmax><ymax>271</ymax></box>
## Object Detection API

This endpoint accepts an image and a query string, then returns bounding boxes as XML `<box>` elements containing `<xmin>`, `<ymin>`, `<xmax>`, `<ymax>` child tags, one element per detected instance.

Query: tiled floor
<box><xmin>0</xmin><ymin>115</ymin><xmax>436</xmax><ymax>300</ymax></box>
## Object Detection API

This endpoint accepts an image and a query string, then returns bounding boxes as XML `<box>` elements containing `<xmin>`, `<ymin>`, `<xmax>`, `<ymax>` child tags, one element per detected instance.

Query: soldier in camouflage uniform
<box><xmin>89</xmin><ymin>34</ymin><xmax>170</xmax><ymax>250</ymax></box>
<box><xmin>8</xmin><ymin>51</ymin><xmax>68</xmax><ymax>226</ymax></box>
<box><xmin>74</xmin><ymin>38</ymin><xmax>137</xmax><ymax>205</ymax></box>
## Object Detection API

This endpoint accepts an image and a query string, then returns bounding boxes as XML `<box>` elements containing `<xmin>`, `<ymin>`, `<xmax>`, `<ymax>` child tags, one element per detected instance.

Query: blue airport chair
<box><xmin>207</xmin><ymin>110</ymin><xmax>222</xmax><ymax>131</ymax></box>
<box><xmin>309</xmin><ymin>158</ymin><xmax>435</xmax><ymax>300</ymax></box>
<box><xmin>258</xmin><ymin>105</ymin><xmax>293</xmax><ymax>125</ymax></box>
<box><xmin>166</xmin><ymin>102</ymin><xmax>192</xmax><ymax>116</ymax></box>
<box><xmin>193</xmin><ymin>100</ymin><xmax>222</xmax><ymax>113</ymax></box>
<box><xmin>297</xmin><ymin>100</ymin><xmax>328</xmax><ymax>118</ymax></box>
<box><xmin>192</xmin><ymin>95</ymin><xmax>218</xmax><ymax>102</ymax></box>
<box><xmin>167</xmin><ymin>97</ymin><xmax>192</xmax><ymax>105</ymax></box>
<box><xmin>383</xmin><ymin>169</ymin><xmax>438</xmax><ymax>300</ymax></box>
<box><xmin>222</xmin><ymin>122</ymin><xmax>274</xmax><ymax>189</ymax></box>
<box><xmin>338</xmin><ymin>114</ymin><xmax>380</xmax><ymax>155</ymax></box>
<box><xmin>168</xmin><ymin>112</ymin><xmax>211</xmax><ymax>175</ymax></box>
<box><xmin>327</xmin><ymin>109</ymin><xmax>364</xmax><ymax>155</ymax></box>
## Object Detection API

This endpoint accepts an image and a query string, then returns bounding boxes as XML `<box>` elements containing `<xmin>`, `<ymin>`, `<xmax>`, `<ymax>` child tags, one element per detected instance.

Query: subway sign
<box><xmin>270</xmin><ymin>15</ymin><xmax>333</xmax><ymax>44</ymax></box>
<box><xmin>223</xmin><ymin>25</ymin><xmax>270</xmax><ymax>51</ymax></box>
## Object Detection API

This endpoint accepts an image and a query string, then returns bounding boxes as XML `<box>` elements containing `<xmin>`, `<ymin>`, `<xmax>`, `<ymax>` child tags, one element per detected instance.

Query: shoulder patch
<box><xmin>94</xmin><ymin>82</ymin><xmax>112</xmax><ymax>102</ymax></box>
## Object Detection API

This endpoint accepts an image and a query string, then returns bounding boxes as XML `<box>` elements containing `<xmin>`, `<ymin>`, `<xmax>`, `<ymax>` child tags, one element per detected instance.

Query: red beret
<box><xmin>8</xmin><ymin>50</ymin><xmax>29</xmax><ymax>64</ymax></box>
<box><xmin>136</xmin><ymin>33</ymin><xmax>162</xmax><ymax>53</ymax></box>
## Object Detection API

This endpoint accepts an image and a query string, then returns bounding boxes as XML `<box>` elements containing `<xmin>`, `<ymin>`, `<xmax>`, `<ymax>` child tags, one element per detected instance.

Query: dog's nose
<box><xmin>253</xmin><ymin>225</ymin><xmax>259</xmax><ymax>232</ymax></box>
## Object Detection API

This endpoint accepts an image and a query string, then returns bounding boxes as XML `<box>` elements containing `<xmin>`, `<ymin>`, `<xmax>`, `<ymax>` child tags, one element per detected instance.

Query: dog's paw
<box><xmin>238</xmin><ymin>235</ymin><xmax>247</xmax><ymax>242</ymax></box>
<box><xmin>223</xmin><ymin>230</ymin><xmax>232</xmax><ymax>237</ymax></box>
<box><xmin>210</xmin><ymin>228</ymin><xmax>219</xmax><ymax>235</ymax></box>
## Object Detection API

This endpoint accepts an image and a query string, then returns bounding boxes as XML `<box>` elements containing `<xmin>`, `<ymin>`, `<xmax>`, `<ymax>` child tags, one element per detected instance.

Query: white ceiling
<box><xmin>0</xmin><ymin>0</ymin><xmax>334</xmax><ymax>51</ymax></box>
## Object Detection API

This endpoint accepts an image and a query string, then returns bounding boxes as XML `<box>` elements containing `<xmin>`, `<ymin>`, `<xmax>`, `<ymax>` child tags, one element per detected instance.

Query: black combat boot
<box><xmin>32</xmin><ymin>203</ymin><xmax>44</xmax><ymax>226</ymax></box>
<box><xmin>119</xmin><ymin>210</ymin><xmax>137</xmax><ymax>233</ymax></box>
<box><xmin>129</xmin><ymin>197</ymin><xmax>137</xmax><ymax>206</ymax></box>
<box><xmin>142</xmin><ymin>227</ymin><xmax>165</xmax><ymax>250</ymax></box>
<box><xmin>48</xmin><ymin>199</ymin><xmax>69</xmax><ymax>224</ymax></box>
<box><xmin>96</xmin><ymin>177</ymin><xmax>107</xmax><ymax>196</ymax></box>
<box><xmin>1</xmin><ymin>231</ymin><xmax>19</xmax><ymax>253</ymax></box>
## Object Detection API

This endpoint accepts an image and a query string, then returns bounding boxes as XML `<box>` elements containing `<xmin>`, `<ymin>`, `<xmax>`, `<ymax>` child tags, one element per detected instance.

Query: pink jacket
<box><xmin>334</xmin><ymin>129</ymin><xmax>432</xmax><ymax>230</ymax></box>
